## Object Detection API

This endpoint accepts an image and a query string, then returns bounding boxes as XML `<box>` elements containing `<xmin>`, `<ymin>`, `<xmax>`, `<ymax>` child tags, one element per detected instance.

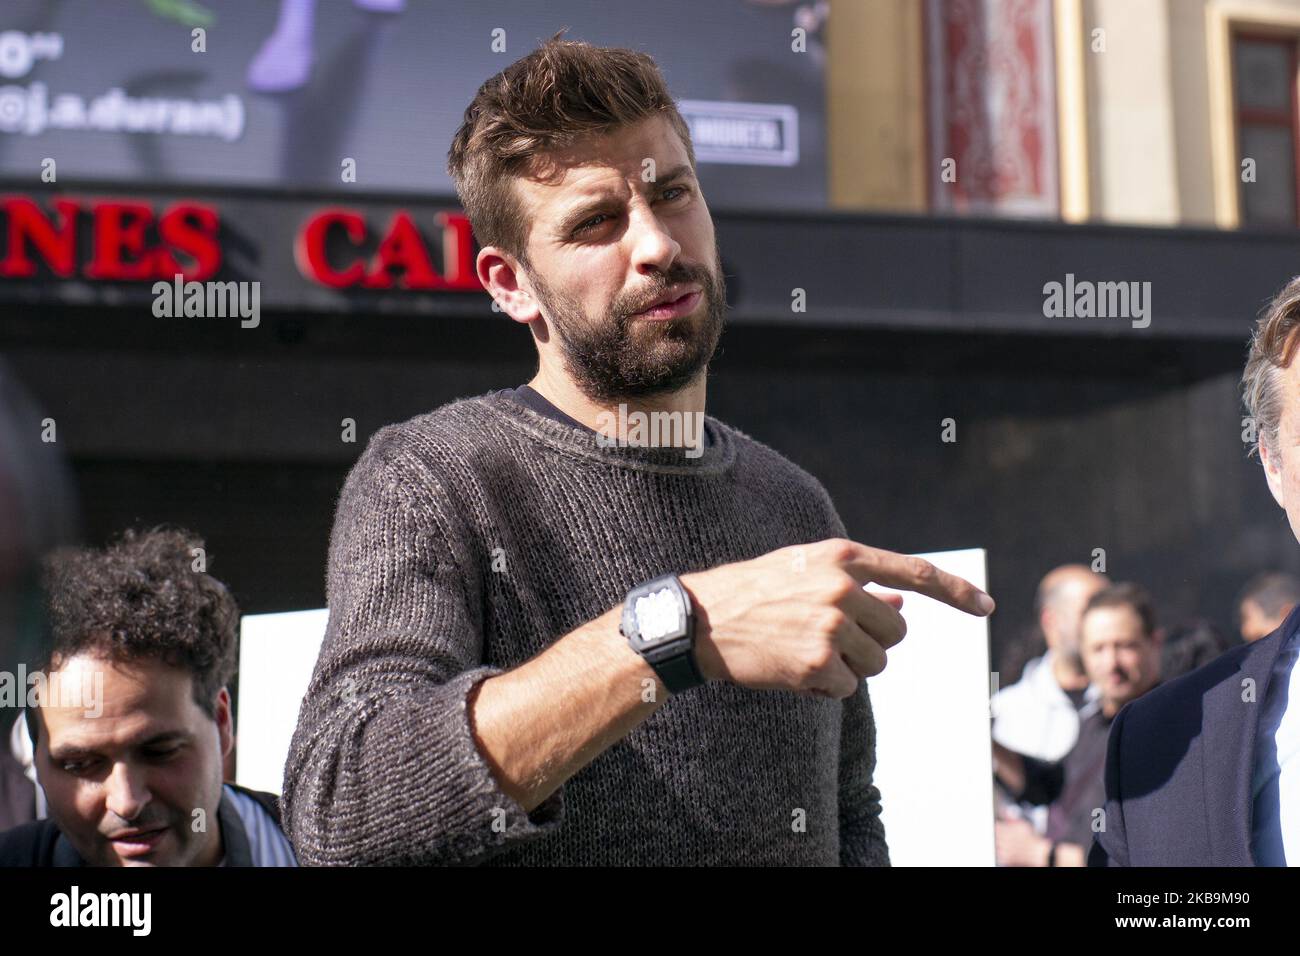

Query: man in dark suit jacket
<box><xmin>1092</xmin><ymin>276</ymin><xmax>1300</xmax><ymax>867</ymax></box>
<box><xmin>1089</xmin><ymin>604</ymin><xmax>1296</xmax><ymax>866</ymax></box>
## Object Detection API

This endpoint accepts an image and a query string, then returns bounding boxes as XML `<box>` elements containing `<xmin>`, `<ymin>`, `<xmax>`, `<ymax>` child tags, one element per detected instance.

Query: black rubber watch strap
<box><xmin>650</xmin><ymin>647</ymin><xmax>705</xmax><ymax>693</ymax></box>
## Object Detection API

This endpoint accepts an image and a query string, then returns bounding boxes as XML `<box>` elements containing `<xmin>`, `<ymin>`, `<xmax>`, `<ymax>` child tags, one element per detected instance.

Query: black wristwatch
<box><xmin>619</xmin><ymin>573</ymin><xmax>705</xmax><ymax>693</ymax></box>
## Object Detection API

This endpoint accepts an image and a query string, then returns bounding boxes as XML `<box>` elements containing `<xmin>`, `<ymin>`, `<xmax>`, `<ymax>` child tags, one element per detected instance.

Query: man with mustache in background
<box><xmin>996</xmin><ymin>583</ymin><xmax>1162</xmax><ymax>866</ymax></box>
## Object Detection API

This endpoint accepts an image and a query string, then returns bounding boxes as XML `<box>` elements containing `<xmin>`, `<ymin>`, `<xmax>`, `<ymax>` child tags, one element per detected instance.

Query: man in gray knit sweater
<box><xmin>282</xmin><ymin>34</ymin><xmax>995</xmax><ymax>866</ymax></box>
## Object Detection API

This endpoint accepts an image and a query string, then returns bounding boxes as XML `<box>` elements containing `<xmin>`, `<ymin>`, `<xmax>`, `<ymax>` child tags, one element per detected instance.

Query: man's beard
<box><xmin>527</xmin><ymin>250</ymin><xmax>726</xmax><ymax>404</ymax></box>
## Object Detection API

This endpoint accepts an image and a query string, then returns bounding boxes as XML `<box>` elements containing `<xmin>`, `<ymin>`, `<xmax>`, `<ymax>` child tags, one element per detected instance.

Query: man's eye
<box><xmin>575</xmin><ymin>213</ymin><xmax>611</xmax><ymax>234</ymax></box>
<box><xmin>144</xmin><ymin>746</ymin><xmax>182</xmax><ymax>762</ymax></box>
<box><xmin>61</xmin><ymin>759</ymin><xmax>97</xmax><ymax>775</ymax></box>
<box><xmin>661</xmin><ymin>186</ymin><xmax>689</xmax><ymax>202</ymax></box>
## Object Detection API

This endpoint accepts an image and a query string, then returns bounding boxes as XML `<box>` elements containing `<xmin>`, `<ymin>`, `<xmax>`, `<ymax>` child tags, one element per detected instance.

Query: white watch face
<box><xmin>634</xmin><ymin>586</ymin><xmax>684</xmax><ymax>644</ymax></box>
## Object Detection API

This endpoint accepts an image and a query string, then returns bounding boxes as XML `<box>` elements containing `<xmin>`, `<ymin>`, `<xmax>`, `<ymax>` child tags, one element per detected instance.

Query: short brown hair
<box><xmin>1243</xmin><ymin>276</ymin><xmax>1300</xmax><ymax>459</ymax></box>
<box><xmin>1237</xmin><ymin>570</ymin><xmax>1300</xmax><ymax>619</ymax></box>
<box><xmin>1082</xmin><ymin>582</ymin><xmax>1157</xmax><ymax>638</ymax></box>
<box><xmin>446</xmin><ymin>31</ymin><xmax>695</xmax><ymax>269</ymax></box>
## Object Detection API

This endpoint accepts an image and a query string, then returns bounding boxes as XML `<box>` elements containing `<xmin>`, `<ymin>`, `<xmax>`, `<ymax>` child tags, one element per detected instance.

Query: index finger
<box><xmin>840</xmin><ymin>543</ymin><xmax>995</xmax><ymax>616</ymax></box>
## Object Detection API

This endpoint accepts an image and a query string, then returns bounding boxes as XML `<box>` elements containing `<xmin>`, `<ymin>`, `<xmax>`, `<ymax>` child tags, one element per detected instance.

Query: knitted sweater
<box><xmin>281</xmin><ymin>390</ymin><xmax>889</xmax><ymax>866</ymax></box>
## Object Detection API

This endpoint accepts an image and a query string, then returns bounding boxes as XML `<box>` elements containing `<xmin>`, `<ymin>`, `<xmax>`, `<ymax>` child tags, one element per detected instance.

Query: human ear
<box><xmin>1261</xmin><ymin>435</ymin><xmax>1287</xmax><ymax>510</ymax></box>
<box><xmin>477</xmin><ymin>248</ymin><xmax>540</xmax><ymax>324</ymax></box>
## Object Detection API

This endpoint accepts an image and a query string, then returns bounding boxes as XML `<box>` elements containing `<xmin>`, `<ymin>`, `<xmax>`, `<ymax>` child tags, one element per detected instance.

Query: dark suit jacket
<box><xmin>1089</xmin><ymin>603</ymin><xmax>1299</xmax><ymax>866</ymax></box>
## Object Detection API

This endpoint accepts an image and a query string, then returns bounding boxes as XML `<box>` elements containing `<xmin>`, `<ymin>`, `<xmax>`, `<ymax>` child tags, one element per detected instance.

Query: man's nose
<box><xmin>626</xmin><ymin>203</ymin><xmax>680</xmax><ymax>276</ymax></box>
<box><xmin>104</xmin><ymin>761</ymin><xmax>151</xmax><ymax>822</ymax></box>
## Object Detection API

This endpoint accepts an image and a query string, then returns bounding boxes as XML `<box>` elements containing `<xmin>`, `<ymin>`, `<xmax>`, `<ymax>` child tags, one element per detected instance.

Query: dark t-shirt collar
<box><xmin>499</xmin><ymin>385</ymin><xmax>589</xmax><ymax>432</ymax></box>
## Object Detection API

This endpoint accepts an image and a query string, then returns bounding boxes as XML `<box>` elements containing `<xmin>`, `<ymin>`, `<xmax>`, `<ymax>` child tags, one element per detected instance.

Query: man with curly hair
<box><xmin>0</xmin><ymin>528</ymin><xmax>296</xmax><ymax>867</ymax></box>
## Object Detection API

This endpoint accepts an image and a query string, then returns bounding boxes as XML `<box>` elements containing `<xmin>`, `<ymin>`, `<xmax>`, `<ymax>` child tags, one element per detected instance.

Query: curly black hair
<box><xmin>31</xmin><ymin>527</ymin><xmax>239</xmax><ymax>737</ymax></box>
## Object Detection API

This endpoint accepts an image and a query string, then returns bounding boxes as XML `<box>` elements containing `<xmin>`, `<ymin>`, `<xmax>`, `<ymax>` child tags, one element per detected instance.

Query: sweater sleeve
<box><xmin>281</xmin><ymin>430</ymin><xmax>564</xmax><ymax>865</ymax></box>
<box><xmin>838</xmin><ymin>679</ymin><xmax>891</xmax><ymax>866</ymax></box>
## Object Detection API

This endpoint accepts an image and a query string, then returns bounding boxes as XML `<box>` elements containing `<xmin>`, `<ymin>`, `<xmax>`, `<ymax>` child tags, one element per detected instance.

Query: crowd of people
<box><xmin>989</xmin><ymin>566</ymin><xmax>1299</xmax><ymax>866</ymax></box>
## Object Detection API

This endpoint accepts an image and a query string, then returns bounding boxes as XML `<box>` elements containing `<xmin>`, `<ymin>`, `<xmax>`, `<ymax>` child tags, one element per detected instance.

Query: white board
<box><xmin>235</xmin><ymin>608</ymin><xmax>328</xmax><ymax>794</ymax></box>
<box><xmin>868</xmin><ymin>548</ymin><xmax>994</xmax><ymax>866</ymax></box>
